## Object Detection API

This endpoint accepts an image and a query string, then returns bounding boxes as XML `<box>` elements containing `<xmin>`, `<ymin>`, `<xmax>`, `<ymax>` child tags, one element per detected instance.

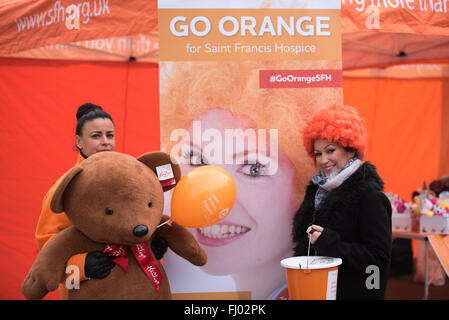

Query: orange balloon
<box><xmin>171</xmin><ymin>166</ymin><xmax>236</xmax><ymax>228</ymax></box>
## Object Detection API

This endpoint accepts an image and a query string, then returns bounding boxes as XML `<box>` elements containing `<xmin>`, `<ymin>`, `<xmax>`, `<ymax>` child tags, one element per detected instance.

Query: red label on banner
<box><xmin>259</xmin><ymin>69</ymin><xmax>342</xmax><ymax>88</ymax></box>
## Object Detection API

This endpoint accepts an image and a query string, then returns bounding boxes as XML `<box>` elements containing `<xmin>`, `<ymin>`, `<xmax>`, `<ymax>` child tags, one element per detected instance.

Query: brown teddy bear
<box><xmin>21</xmin><ymin>151</ymin><xmax>207</xmax><ymax>300</ymax></box>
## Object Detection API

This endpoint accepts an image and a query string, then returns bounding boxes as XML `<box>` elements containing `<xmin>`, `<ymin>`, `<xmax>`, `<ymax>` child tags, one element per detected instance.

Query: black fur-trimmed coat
<box><xmin>292</xmin><ymin>162</ymin><xmax>392</xmax><ymax>300</ymax></box>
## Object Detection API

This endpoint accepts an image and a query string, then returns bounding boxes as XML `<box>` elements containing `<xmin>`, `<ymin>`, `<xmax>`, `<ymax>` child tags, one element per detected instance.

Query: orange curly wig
<box><xmin>302</xmin><ymin>105</ymin><xmax>367</xmax><ymax>159</ymax></box>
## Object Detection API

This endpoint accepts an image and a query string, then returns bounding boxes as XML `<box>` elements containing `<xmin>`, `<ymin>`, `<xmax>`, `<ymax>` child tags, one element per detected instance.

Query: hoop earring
<box><xmin>78</xmin><ymin>147</ymin><xmax>88</xmax><ymax>159</ymax></box>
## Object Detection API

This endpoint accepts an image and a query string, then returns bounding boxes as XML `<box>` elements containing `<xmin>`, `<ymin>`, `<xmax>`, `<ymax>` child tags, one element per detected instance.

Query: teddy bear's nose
<box><xmin>133</xmin><ymin>225</ymin><xmax>148</xmax><ymax>237</ymax></box>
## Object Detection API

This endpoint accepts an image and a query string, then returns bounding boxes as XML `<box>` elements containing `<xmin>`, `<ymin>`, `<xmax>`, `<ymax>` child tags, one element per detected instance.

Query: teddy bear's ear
<box><xmin>50</xmin><ymin>165</ymin><xmax>83</xmax><ymax>213</ymax></box>
<box><xmin>137</xmin><ymin>151</ymin><xmax>181</xmax><ymax>192</ymax></box>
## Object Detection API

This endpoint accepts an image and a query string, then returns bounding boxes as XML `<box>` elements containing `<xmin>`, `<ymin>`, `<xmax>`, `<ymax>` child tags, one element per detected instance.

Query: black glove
<box><xmin>151</xmin><ymin>237</ymin><xmax>169</xmax><ymax>260</ymax></box>
<box><xmin>84</xmin><ymin>251</ymin><xmax>115</xmax><ymax>279</ymax></box>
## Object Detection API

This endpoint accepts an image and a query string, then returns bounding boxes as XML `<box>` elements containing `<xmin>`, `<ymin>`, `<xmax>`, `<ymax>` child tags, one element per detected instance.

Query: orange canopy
<box><xmin>341</xmin><ymin>1</ymin><xmax>449</xmax><ymax>69</ymax></box>
<box><xmin>0</xmin><ymin>0</ymin><xmax>159</xmax><ymax>62</ymax></box>
<box><xmin>1</xmin><ymin>1</ymin><xmax>449</xmax><ymax>67</ymax></box>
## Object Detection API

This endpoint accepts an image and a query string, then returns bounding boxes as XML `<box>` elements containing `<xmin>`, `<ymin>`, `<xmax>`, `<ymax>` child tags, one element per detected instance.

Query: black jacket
<box><xmin>292</xmin><ymin>162</ymin><xmax>392</xmax><ymax>300</ymax></box>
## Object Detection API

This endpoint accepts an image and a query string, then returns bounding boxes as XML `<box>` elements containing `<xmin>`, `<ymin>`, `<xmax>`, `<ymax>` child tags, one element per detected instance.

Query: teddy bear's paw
<box><xmin>46</xmin><ymin>277</ymin><xmax>60</xmax><ymax>292</ymax></box>
<box><xmin>194</xmin><ymin>251</ymin><xmax>207</xmax><ymax>266</ymax></box>
<box><xmin>21</xmin><ymin>271</ymin><xmax>51</xmax><ymax>300</ymax></box>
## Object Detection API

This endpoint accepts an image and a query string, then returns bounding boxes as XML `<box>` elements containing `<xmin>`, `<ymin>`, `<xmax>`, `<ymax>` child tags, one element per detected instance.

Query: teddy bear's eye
<box><xmin>105</xmin><ymin>207</ymin><xmax>114</xmax><ymax>215</ymax></box>
<box><xmin>148</xmin><ymin>201</ymin><xmax>152</xmax><ymax>208</ymax></box>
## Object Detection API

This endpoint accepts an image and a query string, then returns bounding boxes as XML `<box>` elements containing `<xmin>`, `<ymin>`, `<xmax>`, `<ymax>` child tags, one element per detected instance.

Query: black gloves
<box><xmin>151</xmin><ymin>237</ymin><xmax>169</xmax><ymax>260</ymax></box>
<box><xmin>84</xmin><ymin>251</ymin><xmax>115</xmax><ymax>279</ymax></box>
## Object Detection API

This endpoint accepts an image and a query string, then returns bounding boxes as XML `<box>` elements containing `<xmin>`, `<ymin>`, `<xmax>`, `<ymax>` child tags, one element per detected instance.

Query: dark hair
<box><xmin>430</xmin><ymin>176</ymin><xmax>449</xmax><ymax>196</ymax></box>
<box><xmin>75</xmin><ymin>103</ymin><xmax>114</xmax><ymax>136</ymax></box>
<box><xmin>411</xmin><ymin>190</ymin><xmax>420</xmax><ymax>199</ymax></box>
<box><xmin>343</xmin><ymin>146</ymin><xmax>360</xmax><ymax>159</ymax></box>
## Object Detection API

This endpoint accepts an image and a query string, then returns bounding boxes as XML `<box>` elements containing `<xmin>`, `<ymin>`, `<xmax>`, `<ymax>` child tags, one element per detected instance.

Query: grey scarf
<box><xmin>311</xmin><ymin>158</ymin><xmax>363</xmax><ymax>209</ymax></box>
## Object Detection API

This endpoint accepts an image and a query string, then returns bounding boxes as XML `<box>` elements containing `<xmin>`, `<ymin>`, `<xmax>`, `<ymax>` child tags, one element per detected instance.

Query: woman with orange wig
<box><xmin>292</xmin><ymin>104</ymin><xmax>392</xmax><ymax>300</ymax></box>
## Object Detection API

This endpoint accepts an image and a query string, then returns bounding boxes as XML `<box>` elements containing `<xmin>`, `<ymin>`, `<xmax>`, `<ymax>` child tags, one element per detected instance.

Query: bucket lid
<box><xmin>280</xmin><ymin>256</ymin><xmax>342</xmax><ymax>270</ymax></box>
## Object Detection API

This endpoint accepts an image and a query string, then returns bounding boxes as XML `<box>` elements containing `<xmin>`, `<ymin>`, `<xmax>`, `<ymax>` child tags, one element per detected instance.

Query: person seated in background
<box><xmin>430</xmin><ymin>175</ymin><xmax>449</xmax><ymax>196</ymax></box>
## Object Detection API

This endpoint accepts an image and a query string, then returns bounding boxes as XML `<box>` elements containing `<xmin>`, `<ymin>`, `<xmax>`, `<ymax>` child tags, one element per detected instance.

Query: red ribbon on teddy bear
<box><xmin>103</xmin><ymin>243</ymin><xmax>163</xmax><ymax>291</ymax></box>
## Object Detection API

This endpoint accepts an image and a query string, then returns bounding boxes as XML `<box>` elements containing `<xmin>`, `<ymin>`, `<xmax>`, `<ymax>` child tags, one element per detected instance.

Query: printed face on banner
<box><xmin>178</xmin><ymin>109</ymin><xmax>297</xmax><ymax>274</ymax></box>
<box><xmin>159</xmin><ymin>0</ymin><xmax>342</xmax><ymax>300</ymax></box>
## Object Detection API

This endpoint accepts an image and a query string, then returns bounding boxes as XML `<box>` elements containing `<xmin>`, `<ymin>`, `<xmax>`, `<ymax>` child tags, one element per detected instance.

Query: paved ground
<box><xmin>385</xmin><ymin>273</ymin><xmax>449</xmax><ymax>300</ymax></box>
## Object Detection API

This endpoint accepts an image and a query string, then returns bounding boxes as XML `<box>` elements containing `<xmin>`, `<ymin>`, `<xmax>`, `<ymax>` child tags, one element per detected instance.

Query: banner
<box><xmin>0</xmin><ymin>0</ymin><xmax>158</xmax><ymax>56</ymax></box>
<box><xmin>341</xmin><ymin>0</ymin><xmax>449</xmax><ymax>35</ymax></box>
<box><xmin>159</xmin><ymin>0</ymin><xmax>342</xmax><ymax>300</ymax></box>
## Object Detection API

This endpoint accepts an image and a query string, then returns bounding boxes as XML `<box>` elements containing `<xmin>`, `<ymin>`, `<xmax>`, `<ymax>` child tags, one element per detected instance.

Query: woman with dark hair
<box><xmin>35</xmin><ymin>103</ymin><xmax>167</xmax><ymax>299</ymax></box>
<box><xmin>74</xmin><ymin>103</ymin><xmax>115</xmax><ymax>158</ymax></box>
